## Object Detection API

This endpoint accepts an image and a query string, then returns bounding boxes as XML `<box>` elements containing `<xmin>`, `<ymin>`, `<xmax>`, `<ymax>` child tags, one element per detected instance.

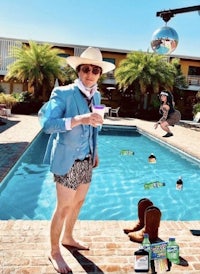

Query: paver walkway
<box><xmin>0</xmin><ymin>115</ymin><xmax>41</xmax><ymax>182</ymax></box>
<box><xmin>1</xmin><ymin>220</ymin><xmax>200</xmax><ymax>273</ymax></box>
<box><xmin>0</xmin><ymin>114</ymin><xmax>200</xmax><ymax>273</ymax></box>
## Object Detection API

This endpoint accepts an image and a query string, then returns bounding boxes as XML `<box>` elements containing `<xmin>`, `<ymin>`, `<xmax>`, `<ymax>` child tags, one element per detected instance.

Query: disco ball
<box><xmin>151</xmin><ymin>26</ymin><xmax>179</xmax><ymax>54</ymax></box>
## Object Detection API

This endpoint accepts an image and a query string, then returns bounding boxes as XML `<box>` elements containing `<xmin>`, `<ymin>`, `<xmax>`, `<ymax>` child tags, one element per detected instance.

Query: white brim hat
<box><xmin>66</xmin><ymin>47</ymin><xmax>116</xmax><ymax>74</ymax></box>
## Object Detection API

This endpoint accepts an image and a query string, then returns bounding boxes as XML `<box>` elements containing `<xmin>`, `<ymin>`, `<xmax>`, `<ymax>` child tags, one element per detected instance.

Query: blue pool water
<box><xmin>0</xmin><ymin>125</ymin><xmax>200</xmax><ymax>221</ymax></box>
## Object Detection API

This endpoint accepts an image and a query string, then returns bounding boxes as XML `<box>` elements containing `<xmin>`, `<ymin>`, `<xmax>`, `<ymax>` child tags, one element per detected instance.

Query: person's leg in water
<box><xmin>160</xmin><ymin>121</ymin><xmax>173</xmax><ymax>137</ymax></box>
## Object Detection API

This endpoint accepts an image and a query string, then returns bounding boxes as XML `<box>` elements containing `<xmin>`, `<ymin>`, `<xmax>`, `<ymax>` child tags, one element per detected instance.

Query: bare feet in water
<box><xmin>48</xmin><ymin>252</ymin><xmax>72</xmax><ymax>273</ymax></box>
<box><xmin>62</xmin><ymin>237</ymin><xmax>89</xmax><ymax>250</ymax></box>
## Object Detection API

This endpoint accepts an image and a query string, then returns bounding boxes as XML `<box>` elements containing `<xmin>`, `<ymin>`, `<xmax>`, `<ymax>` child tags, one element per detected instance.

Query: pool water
<box><xmin>0</xmin><ymin>125</ymin><xmax>200</xmax><ymax>221</ymax></box>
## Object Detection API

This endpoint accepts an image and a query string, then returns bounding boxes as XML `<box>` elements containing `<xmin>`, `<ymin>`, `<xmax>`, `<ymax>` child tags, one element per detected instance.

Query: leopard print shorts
<box><xmin>54</xmin><ymin>156</ymin><xmax>93</xmax><ymax>190</ymax></box>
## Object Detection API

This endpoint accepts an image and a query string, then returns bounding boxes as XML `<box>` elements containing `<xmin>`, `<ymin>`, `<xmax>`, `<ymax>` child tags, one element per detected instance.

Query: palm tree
<box><xmin>60</xmin><ymin>64</ymin><xmax>77</xmax><ymax>85</ymax></box>
<box><xmin>5</xmin><ymin>41</ymin><xmax>66</xmax><ymax>100</ymax></box>
<box><xmin>114</xmin><ymin>51</ymin><xmax>182</xmax><ymax>111</ymax></box>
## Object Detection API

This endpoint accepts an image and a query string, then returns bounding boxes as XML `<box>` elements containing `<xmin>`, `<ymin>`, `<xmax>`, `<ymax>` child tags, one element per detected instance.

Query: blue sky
<box><xmin>0</xmin><ymin>0</ymin><xmax>200</xmax><ymax>57</ymax></box>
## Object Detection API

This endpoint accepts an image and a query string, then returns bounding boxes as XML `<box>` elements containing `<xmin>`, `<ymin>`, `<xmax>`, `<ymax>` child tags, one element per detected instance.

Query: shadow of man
<box><xmin>64</xmin><ymin>245</ymin><xmax>104</xmax><ymax>274</ymax></box>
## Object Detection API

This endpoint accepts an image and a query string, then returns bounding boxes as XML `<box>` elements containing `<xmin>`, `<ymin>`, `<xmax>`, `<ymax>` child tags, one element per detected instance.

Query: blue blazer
<box><xmin>39</xmin><ymin>83</ymin><xmax>101</xmax><ymax>175</ymax></box>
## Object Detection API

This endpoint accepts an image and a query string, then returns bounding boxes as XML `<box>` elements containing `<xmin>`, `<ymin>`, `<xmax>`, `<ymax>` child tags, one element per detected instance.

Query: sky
<box><xmin>0</xmin><ymin>0</ymin><xmax>200</xmax><ymax>57</ymax></box>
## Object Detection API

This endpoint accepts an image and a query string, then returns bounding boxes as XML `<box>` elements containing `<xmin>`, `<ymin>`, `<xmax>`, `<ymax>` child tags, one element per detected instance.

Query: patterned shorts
<box><xmin>54</xmin><ymin>156</ymin><xmax>93</xmax><ymax>190</ymax></box>
<box><xmin>167</xmin><ymin>110</ymin><xmax>181</xmax><ymax>126</ymax></box>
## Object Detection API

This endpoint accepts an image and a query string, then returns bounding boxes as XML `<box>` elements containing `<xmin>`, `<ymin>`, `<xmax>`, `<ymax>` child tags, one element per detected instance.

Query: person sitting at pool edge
<box><xmin>154</xmin><ymin>90</ymin><xmax>181</xmax><ymax>138</ymax></box>
<box><xmin>39</xmin><ymin>47</ymin><xmax>115</xmax><ymax>273</ymax></box>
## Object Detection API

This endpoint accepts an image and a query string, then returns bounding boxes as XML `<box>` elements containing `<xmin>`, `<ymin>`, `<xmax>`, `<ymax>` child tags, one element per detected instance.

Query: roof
<box><xmin>1</xmin><ymin>36</ymin><xmax>200</xmax><ymax>59</ymax></box>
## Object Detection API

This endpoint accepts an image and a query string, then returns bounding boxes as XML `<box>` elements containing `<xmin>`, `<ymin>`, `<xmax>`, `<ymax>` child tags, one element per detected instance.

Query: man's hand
<box><xmin>154</xmin><ymin>122</ymin><xmax>159</xmax><ymax>129</ymax></box>
<box><xmin>93</xmin><ymin>154</ymin><xmax>99</xmax><ymax>168</ymax></box>
<box><xmin>72</xmin><ymin>113</ymin><xmax>103</xmax><ymax>128</ymax></box>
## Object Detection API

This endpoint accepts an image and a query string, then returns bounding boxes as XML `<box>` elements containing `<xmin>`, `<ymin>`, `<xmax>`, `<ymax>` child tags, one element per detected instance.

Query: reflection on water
<box><xmin>0</xmin><ymin>128</ymin><xmax>200</xmax><ymax>221</ymax></box>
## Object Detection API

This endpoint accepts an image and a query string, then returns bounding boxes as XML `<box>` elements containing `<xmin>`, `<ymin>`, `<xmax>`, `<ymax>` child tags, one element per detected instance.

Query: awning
<box><xmin>182</xmin><ymin>85</ymin><xmax>200</xmax><ymax>92</ymax></box>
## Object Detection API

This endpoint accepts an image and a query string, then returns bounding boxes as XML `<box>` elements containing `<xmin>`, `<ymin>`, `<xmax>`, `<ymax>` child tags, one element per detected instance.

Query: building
<box><xmin>1</xmin><ymin>37</ymin><xmax>200</xmax><ymax>90</ymax></box>
<box><xmin>0</xmin><ymin>37</ymin><xmax>129</xmax><ymax>95</ymax></box>
<box><xmin>0</xmin><ymin>37</ymin><xmax>200</xmax><ymax>118</ymax></box>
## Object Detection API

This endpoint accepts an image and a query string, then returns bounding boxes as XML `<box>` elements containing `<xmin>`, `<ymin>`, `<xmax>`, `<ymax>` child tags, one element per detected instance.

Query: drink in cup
<box><xmin>92</xmin><ymin>105</ymin><xmax>105</xmax><ymax>125</ymax></box>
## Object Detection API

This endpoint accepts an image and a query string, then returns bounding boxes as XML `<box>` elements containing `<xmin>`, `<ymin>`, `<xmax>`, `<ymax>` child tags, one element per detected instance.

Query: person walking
<box><xmin>154</xmin><ymin>90</ymin><xmax>181</xmax><ymax>137</ymax></box>
<box><xmin>39</xmin><ymin>47</ymin><xmax>115</xmax><ymax>273</ymax></box>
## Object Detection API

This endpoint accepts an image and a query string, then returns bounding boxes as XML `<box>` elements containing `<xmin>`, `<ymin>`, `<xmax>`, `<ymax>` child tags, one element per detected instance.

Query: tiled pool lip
<box><xmin>102</xmin><ymin>124</ymin><xmax>137</xmax><ymax>130</ymax></box>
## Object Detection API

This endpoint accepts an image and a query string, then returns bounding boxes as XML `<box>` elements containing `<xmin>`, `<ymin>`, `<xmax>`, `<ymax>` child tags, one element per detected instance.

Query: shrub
<box><xmin>12</xmin><ymin>91</ymin><xmax>33</xmax><ymax>102</ymax></box>
<box><xmin>193</xmin><ymin>103</ymin><xmax>200</xmax><ymax>115</ymax></box>
<box><xmin>0</xmin><ymin>93</ymin><xmax>17</xmax><ymax>109</ymax></box>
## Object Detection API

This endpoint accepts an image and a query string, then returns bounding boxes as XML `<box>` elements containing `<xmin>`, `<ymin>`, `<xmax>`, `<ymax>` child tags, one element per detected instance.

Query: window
<box><xmin>57</xmin><ymin>53</ymin><xmax>70</xmax><ymax>58</ymax></box>
<box><xmin>188</xmin><ymin>66</ymin><xmax>200</xmax><ymax>76</ymax></box>
<box><xmin>103</xmin><ymin>58</ymin><xmax>115</xmax><ymax>78</ymax></box>
<box><xmin>103</xmin><ymin>58</ymin><xmax>115</xmax><ymax>65</ymax></box>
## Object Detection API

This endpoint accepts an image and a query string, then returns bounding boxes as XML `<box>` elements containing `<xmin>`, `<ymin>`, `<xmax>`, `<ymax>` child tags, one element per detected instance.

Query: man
<box><xmin>39</xmin><ymin>47</ymin><xmax>115</xmax><ymax>273</ymax></box>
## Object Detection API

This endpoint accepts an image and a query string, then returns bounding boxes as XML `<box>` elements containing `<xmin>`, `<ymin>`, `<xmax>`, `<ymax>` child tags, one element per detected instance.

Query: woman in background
<box><xmin>154</xmin><ymin>90</ymin><xmax>181</xmax><ymax>137</ymax></box>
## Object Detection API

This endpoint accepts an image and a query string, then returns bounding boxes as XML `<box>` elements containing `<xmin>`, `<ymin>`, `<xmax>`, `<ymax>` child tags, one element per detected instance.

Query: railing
<box><xmin>187</xmin><ymin>75</ymin><xmax>200</xmax><ymax>86</ymax></box>
<box><xmin>106</xmin><ymin>72</ymin><xmax>115</xmax><ymax>79</ymax></box>
<box><xmin>0</xmin><ymin>39</ymin><xmax>22</xmax><ymax>75</ymax></box>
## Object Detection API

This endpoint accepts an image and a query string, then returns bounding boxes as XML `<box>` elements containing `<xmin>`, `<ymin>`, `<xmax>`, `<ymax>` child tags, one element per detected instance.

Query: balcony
<box><xmin>187</xmin><ymin>75</ymin><xmax>200</xmax><ymax>86</ymax></box>
<box><xmin>102</xmin><ymin>72</ymin><xmax>116</xmax><ymax>85</ymax></box>
<box><xmin>184</xmin><ymin>75</ymin><xmax>200</xmax><ymax>93</ymax></box>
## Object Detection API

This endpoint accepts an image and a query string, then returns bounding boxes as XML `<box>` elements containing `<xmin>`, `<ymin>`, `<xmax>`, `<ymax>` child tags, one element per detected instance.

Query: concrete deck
<box><xmin>0</xmin><ymin>114</ymin><xmax>200</xmax><ymax>273</ymax></box>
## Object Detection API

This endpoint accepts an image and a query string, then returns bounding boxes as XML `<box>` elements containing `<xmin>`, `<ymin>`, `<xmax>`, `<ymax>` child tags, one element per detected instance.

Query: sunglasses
<box><xmin>80</xmin><ymin>65</ymin><xmax>102</xmax><ymax>75</ymax></box>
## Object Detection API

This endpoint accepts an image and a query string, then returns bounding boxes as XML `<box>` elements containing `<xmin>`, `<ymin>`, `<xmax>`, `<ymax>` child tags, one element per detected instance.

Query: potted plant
<box><xmin>192</xmin><ymin>91</ymin><xmax>200</xmax><ymax>117</ymax></box>
<box><xmin>193</xmin><ymin>103</ymin><xmax>200</xmax><ymax>115</ymax></box>
<box><xmin>0</xmin><ymin>93</ymin><xmax>17</xmax><ymax>116</ymax></box>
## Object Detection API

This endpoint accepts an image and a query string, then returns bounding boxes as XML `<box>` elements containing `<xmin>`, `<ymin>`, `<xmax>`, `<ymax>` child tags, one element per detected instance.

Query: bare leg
<box><xmin>49</xmin><ymin>182</ymin><xmax>75</xmax><ymax>273</ymax></box>
<box><xmin>160</xmin><ymin>121</ymin><xmax>172</xmax><ymax>134</ymax></box>
<box><xmin>62</xmin><ymin>183</ymin><xmax>90</xmax><ymax>249</ymax></box>
<box><xmin>160</xmin><ymin>121</ymin><xmax>174</xmax><ymax>137</ymax></box>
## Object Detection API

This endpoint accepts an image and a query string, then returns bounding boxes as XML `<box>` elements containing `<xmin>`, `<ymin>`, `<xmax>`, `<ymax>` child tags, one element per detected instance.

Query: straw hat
<box><xmin>66</xmin><ymin>47</ymin><xmax>116</xmax><ymax>74</ymax></box>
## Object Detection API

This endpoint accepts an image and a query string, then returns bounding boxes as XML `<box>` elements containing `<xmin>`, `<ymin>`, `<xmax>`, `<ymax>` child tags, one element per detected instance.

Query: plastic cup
<box><xmin>92</xmin><ymin>105</ymin><xmax>105</xmax><ymax>125</ymax></box>
<box><xmin>92</xmin><ymin>105</ymin><xmax>105</xmax><ymax>118</ymax></box>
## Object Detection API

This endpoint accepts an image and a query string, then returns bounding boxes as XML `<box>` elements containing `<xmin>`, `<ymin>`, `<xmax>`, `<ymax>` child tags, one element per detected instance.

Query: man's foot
<box><xmin>62</xmin><ymin>238</ymin><xmax>89</xmax><ymax>250</ymax></box>
<box><xmin>162</xmin><ymin>132</ymin><xmax>173</xmax><ymax>138</ymax></box>
<box><xmin>48</xmin><ymin>253</ymin><xmax>72</xmax><ymax>273</ymax></box>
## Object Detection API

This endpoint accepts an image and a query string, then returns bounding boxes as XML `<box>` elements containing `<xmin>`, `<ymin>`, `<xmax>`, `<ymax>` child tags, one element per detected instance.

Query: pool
<box><xmin>0</xmin><ymin>125</ymin><xmax>200</xmax><ymax>221</ymax></box>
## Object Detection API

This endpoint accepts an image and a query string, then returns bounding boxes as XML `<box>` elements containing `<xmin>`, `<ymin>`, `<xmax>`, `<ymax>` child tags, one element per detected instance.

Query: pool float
<box><xmin>120</xmin><ymin>150</ymin><xmax>134</xmax><ymax>155</ymax></box>
<box><xmin>144</xmin><ymin>181</ymin><xmax>165</xmax><ymax>190</ymax></box>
